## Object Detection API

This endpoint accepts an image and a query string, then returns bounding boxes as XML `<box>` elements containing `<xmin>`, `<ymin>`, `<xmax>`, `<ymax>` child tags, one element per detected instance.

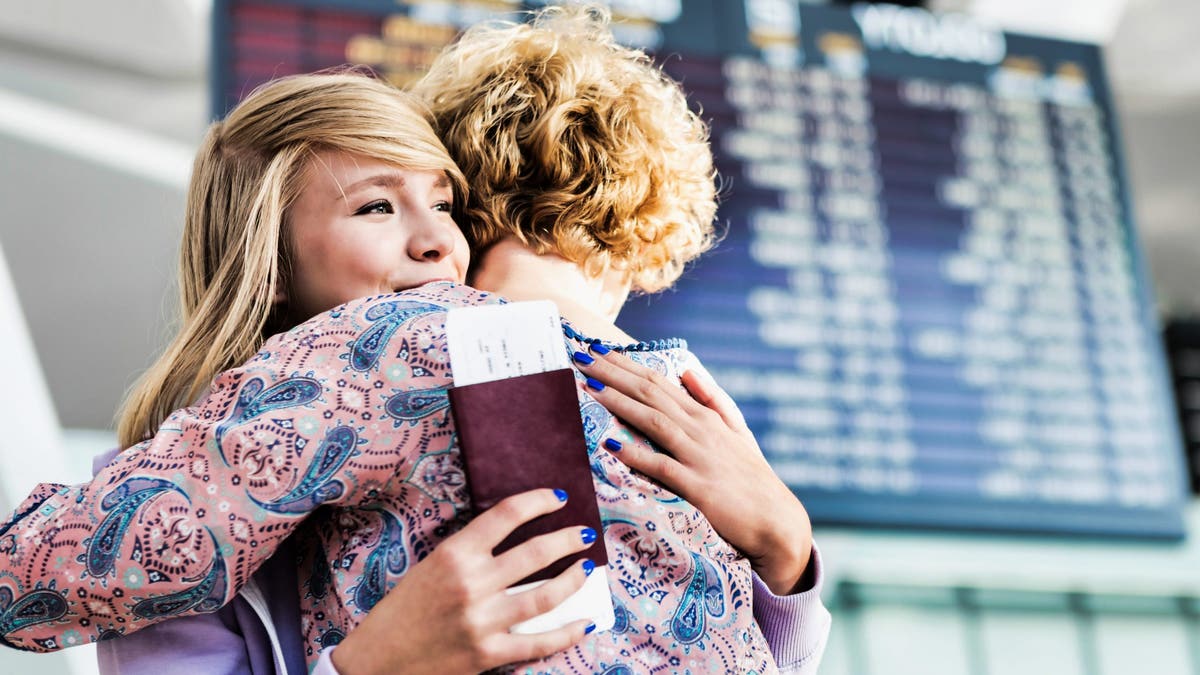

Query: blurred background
<box><xmin>2</xmin><ymin>0</ymin><xmax>1200</xmax><ymax>673</ymax></box>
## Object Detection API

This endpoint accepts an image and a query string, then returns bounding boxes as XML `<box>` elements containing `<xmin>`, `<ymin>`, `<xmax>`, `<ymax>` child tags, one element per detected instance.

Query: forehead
<box><xmin>300</xmin><ymin>149</ymin><xmax>448</xmax><ymax>199</ymax></box>
<box><xmin>304</xmin><ymin>150</ymin><xmax>389</xmax><ymax>188</ymax></box>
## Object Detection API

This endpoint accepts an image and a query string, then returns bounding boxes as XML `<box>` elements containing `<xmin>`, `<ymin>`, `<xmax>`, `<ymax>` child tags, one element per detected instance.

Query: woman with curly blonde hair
<box><xmin>0</xmin><ymin>6</ymin><xmax>828</xmax><ymax>675</ymax></box>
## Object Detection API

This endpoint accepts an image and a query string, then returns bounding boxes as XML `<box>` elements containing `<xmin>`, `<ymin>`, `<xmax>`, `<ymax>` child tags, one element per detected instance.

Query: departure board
<box><xmin>213</xmin><ymin>0</ymin><xmax>1189</xmax><ymax>538</ymax></box>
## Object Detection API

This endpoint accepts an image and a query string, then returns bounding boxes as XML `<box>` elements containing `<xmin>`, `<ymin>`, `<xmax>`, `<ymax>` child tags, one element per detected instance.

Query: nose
<box><xmin>407</xmin><ymin>214</ymin><xmax>456</xmax><ymax>262</ymax></box>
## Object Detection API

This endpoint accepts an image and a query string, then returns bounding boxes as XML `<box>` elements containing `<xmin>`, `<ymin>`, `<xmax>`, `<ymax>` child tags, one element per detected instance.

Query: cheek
<box><xmin>452</xmin><ymin>232</ymin><xmax>472</xmax><ymax>277</ymax></box>
<box><xmin>293</xmin><ymin>232</ymin><xmax>390</xmax><ymax>300</ymax></box>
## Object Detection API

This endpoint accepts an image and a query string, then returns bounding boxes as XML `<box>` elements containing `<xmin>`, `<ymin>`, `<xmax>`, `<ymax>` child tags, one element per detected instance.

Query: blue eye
<box><xmin>433</xmin><ymin>201</ymin><xmax>453</xmax><ymax>213</ymax></box>
<box><xmin>354</xmin><ymin>200</ymin><xmax>393</xmax><ymax>215</ymax></box>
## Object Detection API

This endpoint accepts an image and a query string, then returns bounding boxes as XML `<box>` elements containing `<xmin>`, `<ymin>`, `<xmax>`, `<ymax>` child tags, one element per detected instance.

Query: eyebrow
<box><xmin>336</xmin><ymin>174</ymin><xmax>406</xmax><ymax>201</ymax></box>
<box><xmin>334</xmin><ymin>172</ymin><xmax>453</xmax><ymax>202</ymax></box>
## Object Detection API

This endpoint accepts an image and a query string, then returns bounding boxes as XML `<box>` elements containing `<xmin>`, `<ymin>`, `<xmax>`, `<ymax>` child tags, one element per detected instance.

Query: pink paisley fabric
<box><xmin>0</xmin><ymin>282</ymin><xmax>777</xmax><ymax>674</ymax></box>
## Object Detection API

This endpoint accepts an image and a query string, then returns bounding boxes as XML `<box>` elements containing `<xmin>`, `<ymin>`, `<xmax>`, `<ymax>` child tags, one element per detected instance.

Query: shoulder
<box><xmin>254</xmin><ymin>283</ymin><xmax>497</xmax><ymax>353</ymax></box>
<box><xmin>238</xmin><ymin>283</ymin><xmax>500</xmax><ymax>383</ymax></box>
<box><xmin>285</xmin><ymin>283</ymin><xmax>498</xmax><ymax>339</ymax></box>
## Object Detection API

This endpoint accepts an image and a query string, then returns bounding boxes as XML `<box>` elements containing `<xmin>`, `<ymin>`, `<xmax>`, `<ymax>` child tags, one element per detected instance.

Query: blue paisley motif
<box><xmin>580</xmin><ymin>400</ymin><xmax>619</xmax><ymax>488</ymax></box>
<box><xmin>214</xmin><ymin>376</ymin><xmax>322</xmax><ymax>450</ymax></box>
<box><xmin>349</xmin><ymin>301</ymin><xmax>442</xmax><ymax>371</ymax></box>
<box><xmin>670</xmin><ymin>552</ymin><xmax>726</xmax><ymax>644</ymax></box>
<box><xmin>611</xmin><ymin>598</ymin><xmax>630</xmax><ymax>634</ymax></box>
<box><xmin>580</xmin><ymin>400</ymin><xmax>607</xmax><ymax>447</ymax></box>
<box><xmin>601</xmin><ymin>665</ymin><xmax>635</xmax><ymax>675</ymax></box>
<box><xmin>0</xmin><ymin>586</ymin><xmax>68</xmax><ymax>634</ymax></box>
<box><xmin>88</xmin><ymin>478</ymin><xmax>187</xmax><ymax>577</ymax></box>
<box><xmin>318</xmin><ymin>627</ymin><xmax>346</xmax><ymax>649</ymax></box>
<box><xmin>251</xmin><ymin>426</ymin><xmax>360</xmax><ymax>514</ymax></box>
<box><xmin>384</xmin><ymin>387</ymin><xmax>450</xmax><ymax>425</ymax></box>
<box><xmin>351</xmin><ymin>509</ymin><xmax>407</xmax><ymax>612</ymax></box>
<box><xmin>701</xmin><ymin>555</ymin><xmax>726</xmax><ymax>619</ymax></box>
<box><xmin>131</xmin><ymin>554</ymin><xmax>228</xmax><ymax>619</ymax></box>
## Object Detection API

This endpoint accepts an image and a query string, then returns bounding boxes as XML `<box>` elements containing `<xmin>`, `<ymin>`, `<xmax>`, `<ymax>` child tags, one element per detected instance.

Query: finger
<box><xmin>584</xmin><ymin>378</ymin><xmax>698</xmax><ymax>461</ymax></box>
<box><xmin>574</xmin><ymin>347</ymin><xmax>696</xmax><ymax>415</ymax></box>
<box><xmin>493</xmin><ymin>524</ymin><xmax>596</xmax><ymax>588</ymax></box>
<box><xmin>493</xmin><ymin>556</ymin><xmax>593</xmax><ymax>627</ymax></box>
<box><xmin>602</xmin><ymin>433</ymin><xmax>690</xmax><ymax>494</ymax></box>
<box><xmin>482</xmin><ymin>619</ymin><xmax>594</xmax><ymax>667</ymax></box>
<box><xmin>680</xmin><ymin>369</ymin><xmax>748</xmax><ymax>431</ymax></box>
<box><xmin>465</xmin><ymin>488</ymin><xmax>570</xmax><ymax>551</ymax></box>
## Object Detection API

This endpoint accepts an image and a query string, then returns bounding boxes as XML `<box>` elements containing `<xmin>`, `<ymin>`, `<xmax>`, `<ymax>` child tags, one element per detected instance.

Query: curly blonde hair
<box><xmin>117</xmin><ymin>72</ymin><xmax>464</xmax><ymax>447</ymax></box>
<box><xmin>410</xmin><ymin>5</ymin><xmax>717</xmax><ymax>293</ymax></box>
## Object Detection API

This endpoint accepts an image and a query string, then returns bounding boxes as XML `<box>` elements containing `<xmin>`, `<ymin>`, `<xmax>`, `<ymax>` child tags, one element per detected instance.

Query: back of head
<box><xmin>410</xmin><ymin>5</ymin><xmax>717</xmax><ymax>293</ymax></box>
<box><xmin>118</xmin><ymin>71</ymin><xmax>463</xmax><ymax>448</ymax></box>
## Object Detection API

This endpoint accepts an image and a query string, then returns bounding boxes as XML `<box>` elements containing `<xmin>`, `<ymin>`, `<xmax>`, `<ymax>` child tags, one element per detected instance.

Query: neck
<box><xmin>471</xmin><ymin>238</ymin><xmax>633</xmax><ymax>339</ymax></box>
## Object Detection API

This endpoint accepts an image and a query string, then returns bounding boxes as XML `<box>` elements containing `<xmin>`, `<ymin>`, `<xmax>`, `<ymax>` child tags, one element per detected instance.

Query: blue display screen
<box><xmin>214</xmin><ymin>0</ymin><xmax>1188</xmax><ymax>538</ymax></box>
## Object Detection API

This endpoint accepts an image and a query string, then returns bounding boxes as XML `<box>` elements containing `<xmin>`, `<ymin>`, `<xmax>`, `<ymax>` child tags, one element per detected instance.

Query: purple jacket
<box><xmin>91</xmin><ymin>452</ymin><xmax>830</xmax><ymax>675</ymax></box>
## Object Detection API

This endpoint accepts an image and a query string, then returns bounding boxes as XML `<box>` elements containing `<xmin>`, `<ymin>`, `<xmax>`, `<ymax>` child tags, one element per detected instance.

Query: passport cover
<box><xmin>449</xmin><ymin>367</ymin><xmax>609</xmax><ymax>586</ymax></box>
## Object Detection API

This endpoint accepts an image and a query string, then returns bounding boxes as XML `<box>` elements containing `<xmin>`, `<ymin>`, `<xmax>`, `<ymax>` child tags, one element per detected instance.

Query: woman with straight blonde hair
<box><xmin>1</xmin><ymin>70</ymin><xmax>606</xmax><ymax>673</ymax></box>
<box><xmin>115</xmin><ymin>71</ymin><xmax>466</xmax><ymax>450</ymax></box>
<box><xmin>0</xmin><ymin>7</ymin><xmax>828</xmax><ymax>674</ymax></box>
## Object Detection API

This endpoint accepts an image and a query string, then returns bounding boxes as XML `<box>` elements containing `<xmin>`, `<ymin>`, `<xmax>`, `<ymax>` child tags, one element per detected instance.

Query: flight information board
<box><xmin>213</xmin><ymin>0</ymin><xmax>1189</xmax><ymax>538</ymax></box>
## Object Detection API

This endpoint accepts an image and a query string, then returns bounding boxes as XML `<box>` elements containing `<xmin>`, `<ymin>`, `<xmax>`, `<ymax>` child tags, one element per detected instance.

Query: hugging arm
<box><xmin>92</xmin><ymin>491</ymin><xmax>595</xmax><ymax>675</ymax></box>
<box><xmin>576</xmin><ymin>348</ymin><xmax>831</xmax><ymax>672</ymax></box>
<box><xmin>0</xmin><ymin>298</ymin><xmax>447</xmax><ymax>651</ymax></box>
<box><xmin>0</xmin><ymin>368</ymin><xmax>353</xmax><ymax>650</ymax></box>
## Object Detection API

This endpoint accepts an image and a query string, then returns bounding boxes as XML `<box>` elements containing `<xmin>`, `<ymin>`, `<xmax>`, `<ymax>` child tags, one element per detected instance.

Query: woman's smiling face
<box><xmin>283</xmin><ymin>150</ymin><xmax>470</xmax><ymax>320</ymax></box>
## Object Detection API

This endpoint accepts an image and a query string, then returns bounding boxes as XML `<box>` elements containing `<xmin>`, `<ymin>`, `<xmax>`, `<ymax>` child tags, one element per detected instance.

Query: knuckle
<box><xmin>696</xmin><ymin>406</ymin><xmax>723</xmax><ymax>428</ymax></box>
<box><xmin>656</xmin><ymin>457</ymin><xmax>683</xmax><ymax>485</ymax></box>
<box><xmin>493</xmin><ymin>497</ymin><xmax>522</xmax><ymax>521</ymax></box>
<box><xmin>463</xmin><ymin>610</ymin><xmax>492</xmax><ymax>647</ymax></box>
<box><xmin>647</xmin><ymin>410</ymin><xmax>673</xmax><ymax>436</ymax></box>
<box><xmin>523</xmin><ymin>536</ymin><xmax>554</xmax><ymax>563</ymax></box>
<box><xmin>636</xmin><ymin>378</ymin><xmax>660</xmax><ymax>402</ymax></box>
<box><xmin>648</xmin><ymin>369</ymin><xmax>672</xmax><ymax>390</ymax></box>
<box><xmin>440</xmin><ymin>546</ymin><xmax>472</xmax><ymax>578</ymax></box>
<box><xmin>528</xmin><ymin>586</ymin><xmax>561</xmax><ymax>616</ymax></box>
<box><xmin>466</xmin><ymin>642</ymin><xmax>495</xmax><ymax>673</ymax></box>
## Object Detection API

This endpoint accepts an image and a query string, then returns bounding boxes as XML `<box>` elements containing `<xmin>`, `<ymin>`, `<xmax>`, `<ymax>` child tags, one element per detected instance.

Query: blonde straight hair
<box><xmin>117</xmin><ymin>72</ymin><xmax>465</xmax><ymax>448</ymax></box>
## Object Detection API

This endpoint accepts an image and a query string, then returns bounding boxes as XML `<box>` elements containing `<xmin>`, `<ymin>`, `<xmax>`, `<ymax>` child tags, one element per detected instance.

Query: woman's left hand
<box><xmin>573</xmin><ymin>347</ymin><xmax>813</xmax><ymax>595</ymax></box>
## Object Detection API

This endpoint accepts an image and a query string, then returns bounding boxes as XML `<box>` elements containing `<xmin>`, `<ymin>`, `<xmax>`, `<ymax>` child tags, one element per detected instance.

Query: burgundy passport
<box><xmin>449</xmin><ymin>367</ymin><xmax>608</xmax><ymax>586</ymax></box>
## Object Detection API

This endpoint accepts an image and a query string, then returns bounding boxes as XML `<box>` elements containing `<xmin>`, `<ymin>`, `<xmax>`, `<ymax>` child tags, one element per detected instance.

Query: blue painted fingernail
<box><xmin>590</xmin><ymin>343</ymin><xmax>611</xmax><ymax>355</ymax></box>
<box><xmin>585</xmin><ymin>622</ymin><xmax>597</xmax><ymax>634</ymax></box>
<box><xmin>573</xmin><ymin>351</ymin><xmax>595</xmax><ymax>365</ymax></box>
<box><xmin>554</xmin><ymin>489</ymin><xmax>568</xmax><ymax>502</ymax></box>
<box><xmin>581</xmin><ymin>527</ymin><xmax>597</xmax><ymax>545</ymax></box>
<box><xmin>582</xmin><ymin>558</ymin><xmax>595</xmax><ymax>575</ymax></box>
<box><xmin>604</xmin><ymin>438</ymin><xmax>622</xmax><ymax>452</ymax></box>
<box><xmin>586</xmin><ymin>377</ymin><xmax>605</xmax><ymax>391</ymax></box>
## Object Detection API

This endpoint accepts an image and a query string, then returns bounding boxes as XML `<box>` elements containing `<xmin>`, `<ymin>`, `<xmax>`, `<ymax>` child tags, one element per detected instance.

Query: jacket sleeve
<box><xmin>753</xmin><ymin>542</ymin><xmax>832</xmax><ymax>675</ymax></box>
<box><xmin>95</xmin><ymin>601</ymin><xmax>258</xmax><ymax>675</ymax></box>
<box><xmin>0</xmin><ymin>296</ymin><xmax>454</xmax><ymax>652</ymax></box>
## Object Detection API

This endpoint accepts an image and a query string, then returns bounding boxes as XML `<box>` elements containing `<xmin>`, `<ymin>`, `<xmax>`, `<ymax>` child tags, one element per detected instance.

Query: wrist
<box><xmin>750</xmin><ymin>502</ymin><xmax>812</xmax><ymax>595</ymax></box>
<box><xmin>752</xmin><ymin>541</ymin><xmax>811</xmax><ymax>595</ymax></box>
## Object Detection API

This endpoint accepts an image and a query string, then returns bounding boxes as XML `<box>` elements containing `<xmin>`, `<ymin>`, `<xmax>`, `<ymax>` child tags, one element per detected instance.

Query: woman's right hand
<box><xmin>330</xmin><ymin>488</ymin><xmax>595</xmax><ymax>675</ymax></box>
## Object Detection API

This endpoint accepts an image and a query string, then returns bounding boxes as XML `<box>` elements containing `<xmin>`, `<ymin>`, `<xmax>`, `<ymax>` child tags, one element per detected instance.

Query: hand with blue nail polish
<box><xmin>580</xmin><ymin>348</ymin><xmax>814</xmax><ymax>597</ymax></box>
<box><xmin>332</xmin><ymin>488</ymin><xmax>596</xmax><ymax>675</ymax></box>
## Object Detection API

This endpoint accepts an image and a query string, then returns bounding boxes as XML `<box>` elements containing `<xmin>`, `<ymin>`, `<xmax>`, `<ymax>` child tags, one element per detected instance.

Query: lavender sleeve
<box><xmin>95</xmin><ymin>601</ymin><xmax>268</xmax><ymax>675</ymax></box>
<box><xmin>752</xmin><ymin>542</ymin><xmax>831</xmax><ymax>675</ymax></box>
<box><xmin>315</xmin><ymin>544</ymin><xmax>832</xmax><ymax>675</ymax></box>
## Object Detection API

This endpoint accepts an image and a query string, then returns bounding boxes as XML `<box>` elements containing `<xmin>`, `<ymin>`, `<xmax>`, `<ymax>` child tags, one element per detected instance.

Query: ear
<box><xmin>272</xmin><ymin>284</ymin><xmax>288</xmax><ymax>306</ymax></box>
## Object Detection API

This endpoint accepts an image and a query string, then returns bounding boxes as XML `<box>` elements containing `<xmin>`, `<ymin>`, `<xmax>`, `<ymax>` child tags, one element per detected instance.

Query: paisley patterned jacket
<box><xmin>0</xmin><ymin>282</ymin><xmax>781</xmax><ymax>674</ymax></box>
